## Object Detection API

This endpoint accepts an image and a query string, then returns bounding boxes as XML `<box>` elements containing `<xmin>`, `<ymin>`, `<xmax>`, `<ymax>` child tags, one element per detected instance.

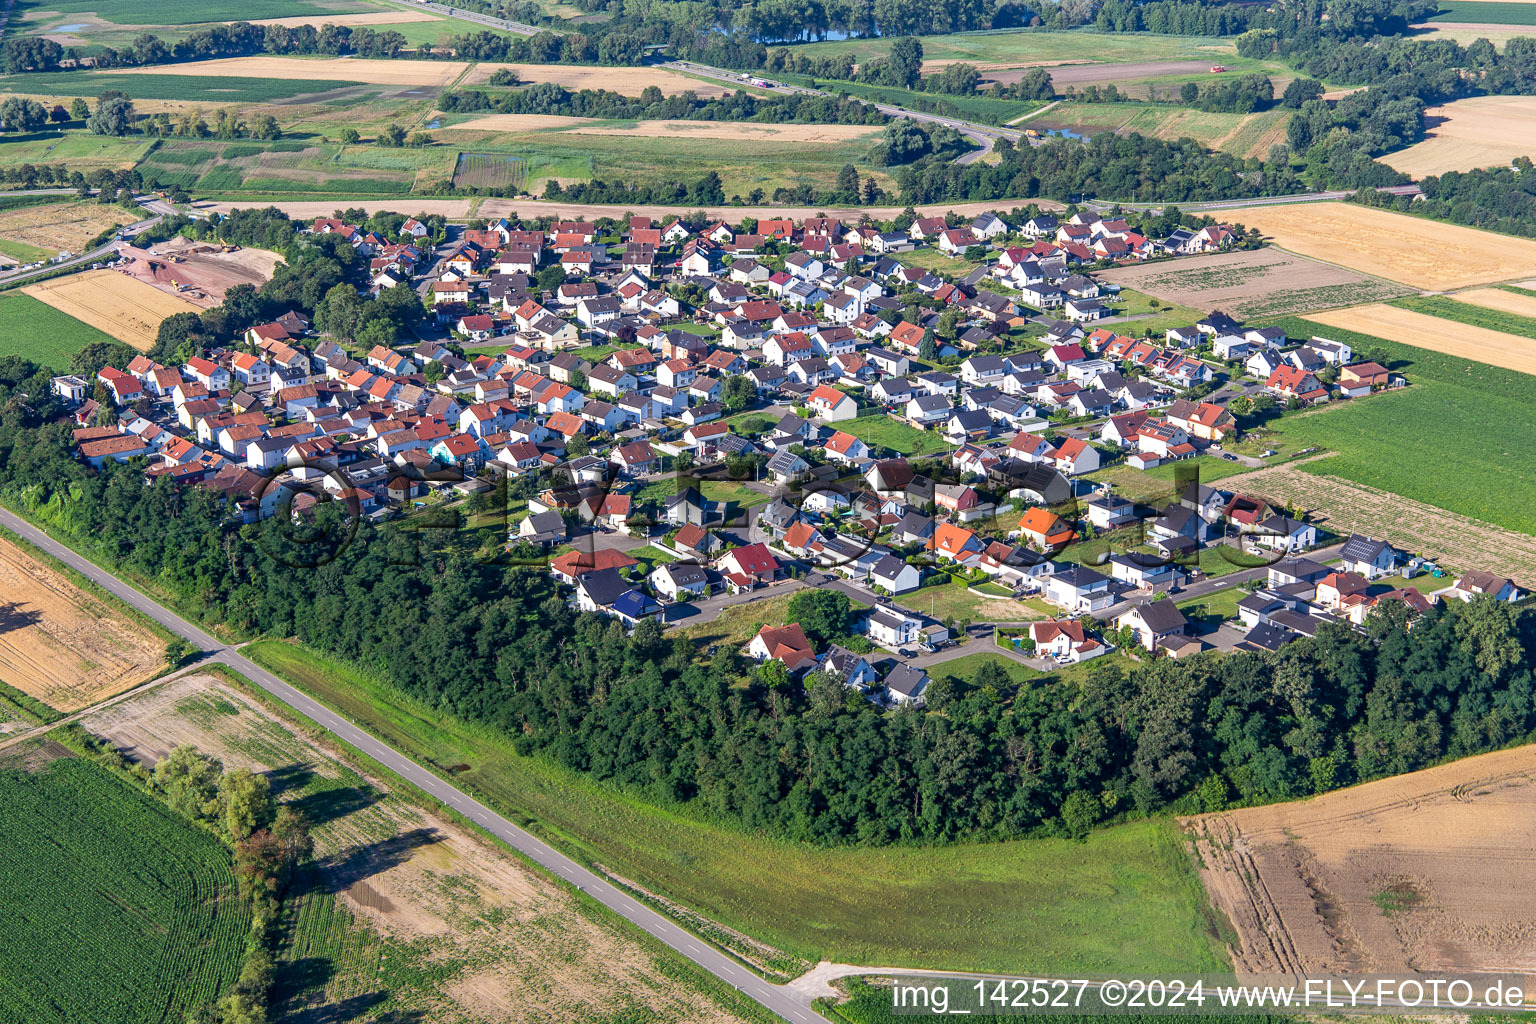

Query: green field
<box><xmin>792</xmin><ymin>27</ymin><xmax>1242</xmax><ymax>66</ymax></box>
<box><xmin>1391</xmin><ymin>294</ymin><xmax>1536</xmax><ymax>338</ymax></box>
<box><xmin>136</xmin><ymin>138</ymin><xmax>458</xmax><ymax>195</ymax></box>
<box><xmin>0</xmin><ymin>130</ymin><xmax>153</xmax><ymax>173</ymax></box>
<box><xmin>840</xmin><ymin>412</ymin><xmax>951</xmax><ymax>456</ymax></box>
<box><xmin>1255</xmin><ymin>315</ymin><xmax>1536</xmax><ymax>534</ymax></box>
<box><xmin>0</xmin><ymin>72</ymin><xmax>357</xmax><ymax>102</ymax></box>
<box><xmin>0</xmin><ymin>292</ymin><xmax>124</xmax><ymax>370</ymax></box>
<box><xmin>245</xmin><ymin>639</ymin><xmax>1228</xmax><ymax>975</ymax></box>
<box><xmin>1423</xmin><ymin>0</ymin><xmax>1536</xmax><ymax>23</ymax></box>
<box><xmin>15</xmin><ymin>0</ymin><xmax>374</xmax><ymax>27</ymax></box>
<box><xmin>436</xmin><ymin>126</ymin><xmax>884</xmax><ymax>198</ymax></box>
<box><xmin>0</xmin><ymin>752</ymin><xmax>248</xmax><ymax>1024</ymax></box>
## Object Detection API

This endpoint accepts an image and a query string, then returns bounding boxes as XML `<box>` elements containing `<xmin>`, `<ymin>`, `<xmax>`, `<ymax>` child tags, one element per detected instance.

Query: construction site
<box><xmin>113</xmin><ymin>237</ymin><xmax>281</xmax><ymax>308</ymax></box>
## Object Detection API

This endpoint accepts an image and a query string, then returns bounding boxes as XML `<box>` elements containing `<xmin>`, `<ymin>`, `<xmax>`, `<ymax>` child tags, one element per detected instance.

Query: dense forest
<box><xmin>0</xmin><ymin>363</ymin><xmax>1531</xmax><ymax>845</ymax></box>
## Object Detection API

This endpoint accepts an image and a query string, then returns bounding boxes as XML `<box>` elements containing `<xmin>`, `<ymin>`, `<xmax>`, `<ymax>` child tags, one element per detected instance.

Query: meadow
<box><xmin>0</xmin><ymin>130</ymin><xmax>153</xmax><ymax>174</ymax></box>
<box><xmin>840</xmin><ymin>412</ymin><xmax>952</xmax><ymax>456</ymax></box>
<box><xmin>0</xmin><ymin>752</ymin><xmax>248</xmax><ymax>1024</ymax></box>
<box><xmin>1027</xmin><ymin>101</ymin><xmax>1291</xmax><ymax>158</ymax></box>
<box><xmin>244</xmin><ymin>639</ymin><xmax>1230</xmax><ymax>976</ymax></box>
<box><xmin>0</xmin><ymin>293</ymin><xmax>123</xmax><ymax>370</ymax></box>
<box><xmin>791</xmin><ymin>27</ymin><xmax>1242</xmax><ymax>67</ymax></box>
<box><xmin>136</xmin><ymin>138</ymin><xmax>459</xmax><ymax>194</ymax></box>
<box><xmin>14</xmin><ymin>0</ymin><xmax>374</xmax><ymax>27</ymax></box>
<box><xmin>1253</xmin><ymin>315</ymin><xmax>1536</xmax><ymax>534</ymax></box>
<box><xmin>434</xmin><ymin>126</ymin><xmax>884</xmax><ymax>197</ymax></box>
<box><xmin>0</xmin><ymin>72</ymin><xmax>356</xmax><ymax>102</ymax></box>
<box><xmin>1422</xmin><ymin>0</ymin><xmax>1536</xmax><ymax>23</ymax></box>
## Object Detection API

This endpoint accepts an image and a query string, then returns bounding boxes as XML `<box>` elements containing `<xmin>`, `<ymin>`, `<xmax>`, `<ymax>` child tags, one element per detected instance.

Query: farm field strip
<box><xmin>0</xmin><ymin>535</ymin><xmax>165</xmax><ymax>712</ymax></box>
<box><xmin>1391</xmin><ymin>293</ymin><xmax>1536</xmax><ymax>337</ymax></box>
<box><xmin>0</xmin><ymin>293</ymin><xmax>123</xmax><ymax>370</ymax></box>
<box><xmin>0</xmin><ymin>201</ymin><xmax>132</xmax><ymax>253</ymax></box>
<box><xmin>1219</xmin><ymin>461</ymin><xmax>1536</xmax><ymax>583</ymax></box>
<box><xmin>1308</xmin><ymin>302</ymin><xmax>1536</xmax><ymax>377</ymax></box>
<box><xmin>24</xmin><ymin>269</ymin><xmax>203</xmax><ymax>351</ymax></box>
<box><xmin>100</xmin><ymin>57</ymin><xmax>732</xmax><ymax>96</ymax></box>
<box><xmin>1215</xmin><ymin>201</ymin><xmax>1536</xmax><ymax>289</ymax></box>
<box><xmin>1450</xmin><ymin>285</ymin><xmax>1536</xmax><ymax>320</ymax></box>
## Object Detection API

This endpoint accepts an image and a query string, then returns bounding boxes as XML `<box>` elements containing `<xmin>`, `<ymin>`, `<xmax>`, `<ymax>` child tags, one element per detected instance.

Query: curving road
<box><xmin>0</xmin><ymin>506</ymin><xmax>832</xmax><ymax>1024</ymax></box>
<box><xmin>0</xmin><ymin>192</ymin><xmax>175</xmax><ymax>287</ymax></box>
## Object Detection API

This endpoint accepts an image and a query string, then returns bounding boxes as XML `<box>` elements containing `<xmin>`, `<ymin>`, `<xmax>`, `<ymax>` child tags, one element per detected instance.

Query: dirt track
<box><xmin>1189</xmin><ymin>743</ymin><xmax>1536</xmax><ymax>975</ymax></box>
<box><xmin>445</xmin><ymin>114</ymin><xmax>880</xmax><ymax>143</ymax></box>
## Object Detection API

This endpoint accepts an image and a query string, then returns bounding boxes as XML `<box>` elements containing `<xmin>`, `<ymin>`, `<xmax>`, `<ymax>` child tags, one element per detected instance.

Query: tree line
<box><xmin>439</xmin><ymin>81</ymin><xmax>887</xmax><ymax>125</ymax></box>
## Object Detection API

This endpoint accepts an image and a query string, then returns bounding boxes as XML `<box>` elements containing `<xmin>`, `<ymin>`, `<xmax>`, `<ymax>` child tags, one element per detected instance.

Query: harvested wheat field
<box><xmin>448</xmin><ymin>113</ymin><xmax>880</xmax><ymax>142</ymax></box>
<box><xmin>1384</xmin><ymin>96</ymin><xmax>1536</xmax><ymax>177</ymax></box>
<box><xmin>114</xmin><ymin>237</ymin><xmax>282</xmax><ymax>308</ymax></box>
<box><xmin>83</xmin><ymin>674</ymin><xmax>753</xmax><ymax>1024</ymax></box>
<box><xmin>1188</xmin><ymin>742</ymin><xmax>1536</xmax><ymax>975</ymax></box>
<box><xmin>1310</xmin><ymin>302</ymin><xmax>1536</xmax><ymax>376</ymax></box>
<box><xmin>0</xmin><ymin>201</ymin><xmax>132</xmax><ymax>254</ymax></box>
<box><xmin>1096</xmin><ymin>247</ymin><xmax>1406</xmax><ymax>319</ymax></box>
<box><xmin>110</xmin><ymin>56</ymin><xmax>730</xmax><ymax>96</ymax></box>
<box><xmin>0</xmin><ymin>537</ymin><xmax>163</xmax><ymax>713</ymax></box>
<box><xmin>1452</xmin><ymin>285</ymin><xmax>1536</xmax><ymax>319</ymax></box>
<box><xmin>1217</xmin><ymin>202</ymin><xmax>1536</xmax><ymax>289</ymax></box>
<box><xmin>1221</xmin><ymin>460</ymin><xmax>1536</xmax><ymax>583</ymax></box>
<box><xmin>24</xmin><ymin>270</ymin><xmax>200</xmax><ymax>351</ymax></box>
<box><xmin>466</xmin><ymin>62</ymin><xmax>730</xmax><ymax>96</ymax></box>
<box><xmin>109</xmin><ymin>55</ymin><xmax>463</xmax><ymax>87</ymax></box>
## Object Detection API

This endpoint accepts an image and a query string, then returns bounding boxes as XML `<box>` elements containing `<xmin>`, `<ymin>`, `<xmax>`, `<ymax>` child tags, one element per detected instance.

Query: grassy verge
<box><xmin>241</xmin><ymin>638</ymin><xmax>1228</xmax><ymax>975</ymax></box>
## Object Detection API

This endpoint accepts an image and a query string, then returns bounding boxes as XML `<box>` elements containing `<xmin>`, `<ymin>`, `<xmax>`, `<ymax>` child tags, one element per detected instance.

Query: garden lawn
<box><xmin>0</xmin><ymin>292</ymin><xmax>123</xmax><ymax>370</ymax></box>
<box><xmin>841</xmin><ymin>413</ymin><xmax>950</xmax><ymax>456</ymax></box>
<box><xmin>1252</xmin><ymin>316</ymin><xmax>1536</xmax><ymax>534</ymax></box>
<box><xmin>243</xmin><ymin>639</ymin><xmax>1230</xmax><ymax>975</ymax></box>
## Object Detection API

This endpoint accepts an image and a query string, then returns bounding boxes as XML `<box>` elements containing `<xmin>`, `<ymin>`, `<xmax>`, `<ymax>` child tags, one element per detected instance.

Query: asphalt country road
<box><xmin>0</xmin><ymin>506</ymin><xmax>833</xmax><ymax>1024</ymax></box>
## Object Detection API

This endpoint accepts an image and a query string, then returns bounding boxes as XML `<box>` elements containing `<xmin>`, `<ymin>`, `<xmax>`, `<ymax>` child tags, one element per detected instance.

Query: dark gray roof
<box><xmin>1341</xmin><ymin>534</ymin><xmax>1391</xmax><ymax>563</ymax></box>
<box><xmin>1124</xmin><ymin>598</ymin><xmax>1188</xmax><ymax>633</ymax></box>
<box><xmin>884</xmin><ymin>664</ymin><xmax>928</xmax><ymax>698</ymax></box>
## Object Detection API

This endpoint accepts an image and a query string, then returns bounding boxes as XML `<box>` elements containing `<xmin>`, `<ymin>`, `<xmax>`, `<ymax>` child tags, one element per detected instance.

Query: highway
<box><xmin>0</xmin><ymin>506</ymin><xmax>833</xmax><ymax>1024</ymax></box>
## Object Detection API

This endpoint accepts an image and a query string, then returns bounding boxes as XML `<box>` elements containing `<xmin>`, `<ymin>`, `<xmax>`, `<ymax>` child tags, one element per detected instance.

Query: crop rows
<box><xmin>0</xmin><ymin>757</ymin><xmax>248</xmax><ymax>1024</ymax></box>
<box><xmin>453</xmin><ymin>152</ymin><xmax>526</xmax><ymax>191</ymax></box>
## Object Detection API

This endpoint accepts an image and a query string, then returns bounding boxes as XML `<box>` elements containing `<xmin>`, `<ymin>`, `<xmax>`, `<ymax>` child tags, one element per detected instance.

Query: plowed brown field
<box><xmin>0</xmin><ymin>537</ymin><xmax>163</xmax><ymax>712</ymax></box>
<box><xmin>1188</xmin><ymin>743</ymin><xmax>1536</xmax><ymax>975</ymax></box>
